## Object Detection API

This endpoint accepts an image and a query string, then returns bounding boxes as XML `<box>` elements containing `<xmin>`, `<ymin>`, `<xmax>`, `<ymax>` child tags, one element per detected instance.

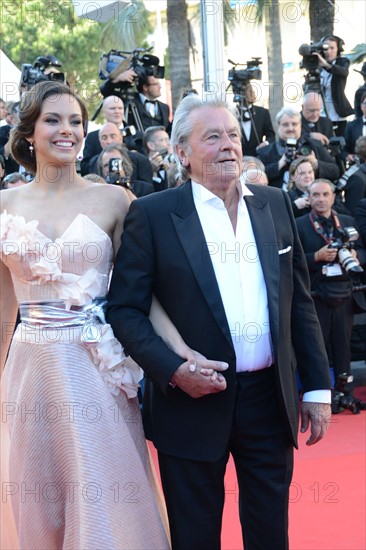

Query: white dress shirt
<box><xmin>192</xmin><ymin>178</ymin><xmax>273</xmax><ymax>372</ymax></box>
<box><xmin>192</xmin><ymin>178</ymin><xmax>330</xmax><ymax>403</ymax></box>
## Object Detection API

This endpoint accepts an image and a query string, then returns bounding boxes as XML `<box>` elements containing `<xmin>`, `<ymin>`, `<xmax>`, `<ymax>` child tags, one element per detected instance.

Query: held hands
<box><xmin>300</xmin><ymin>402</ymin><xmax>331</xmax><ymax>445</ymax></box>
<box><xmin>170</xmin><ymin>349</ymin><xmax>228</xmax><ymax>398</ymax></box>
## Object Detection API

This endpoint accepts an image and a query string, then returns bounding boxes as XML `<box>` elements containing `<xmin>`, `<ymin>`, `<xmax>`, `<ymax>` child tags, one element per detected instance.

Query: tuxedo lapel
<box><xmin>171</xmin><ymin>183</ymin><xmax>233</xmax><ymax>349</ymax></box>
<box><xmin>244</xmin><ymin>193</ymin><xmax>280</xmax><ymax>345</ymax></box>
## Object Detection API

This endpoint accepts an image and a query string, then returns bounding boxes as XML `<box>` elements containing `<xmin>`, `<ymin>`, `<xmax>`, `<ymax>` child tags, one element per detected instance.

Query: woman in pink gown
<box><xmin>0</xmin><ymin>81</ymin><xmax>224</xmax><ymax>549</ymax></box>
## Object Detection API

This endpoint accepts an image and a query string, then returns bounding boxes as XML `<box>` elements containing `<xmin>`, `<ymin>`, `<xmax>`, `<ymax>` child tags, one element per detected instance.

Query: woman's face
<box><xmin>31</xmin><ymin>94</ymin><xmax>84</xmax><ymax>167</ymax></box>
<box><xmin>293</xmin><ymin>161</ymin><xmax>315</xmax><ymax>192</ymax></box>
<box><xmin>323</xmin><ymin>40</ymin><xmax>338</xmax><ymax>62</ymax></box>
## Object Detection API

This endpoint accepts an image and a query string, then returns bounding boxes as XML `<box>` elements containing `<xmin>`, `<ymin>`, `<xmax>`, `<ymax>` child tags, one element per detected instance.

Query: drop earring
<box><xmin>29</xmin><ymin>142</ymin><xmax>34</xmax><ymax>156</ymax></box>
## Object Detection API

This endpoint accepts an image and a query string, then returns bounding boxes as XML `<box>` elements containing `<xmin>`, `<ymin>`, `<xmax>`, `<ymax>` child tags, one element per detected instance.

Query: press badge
<box><xmin>322</xmin><ymin>263</ymin><xmax>343</xmax><ymax>276</ymax></box>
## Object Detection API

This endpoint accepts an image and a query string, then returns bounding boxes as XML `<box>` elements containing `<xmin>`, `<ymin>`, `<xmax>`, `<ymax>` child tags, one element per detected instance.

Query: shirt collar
<box><xmin>191</xmin><ymin>176</ymin><xmax>253</xmax><ymax>206</ymax></box>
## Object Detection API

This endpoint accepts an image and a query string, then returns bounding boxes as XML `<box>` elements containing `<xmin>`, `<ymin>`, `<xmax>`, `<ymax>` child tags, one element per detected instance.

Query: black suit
<box><xmin>354</xmin><ymin>82</ymin><xmax>366</xmax><ymax>118</ymax></box>
<box><xmin>0</xmin><ymin>125</ymin><xmax>19</xmax><ymax>175</ymax></box>
<box><xmin>296</xmin><ymin>211</ymin><xmax>365</xmax><ymax>385</ymax></box>
<box><xmin>322</xmin><ymin>56</ymin><xmax>354</xmax><ymax>119</ymax></box>
<box><xmin>343</xmin><ymin>164</ymin><xmax>366</xmax><ymax>215</ymax></box>
<box><xmin>125</xmin><ymin>94</ymin><xmax>170</xmax><ymax>133</ymax></box>
<box><xmin>107</xmin><ymin>182</ymin><xmax>330</xmax><ymax>549</ymax></box>
<box><xmin>88</xmin><ymin>148</ymin><xmax>153</xmax><ymax>186</ymax></box>
<box><xmin>257</xmin><ymin>138</ymin><xmax>340</xmax><ymax>188</ymax></box>
<box><xmin>301</xmin><ymin>113</ymin><xmax>334</xmax><ymax>140</ymax></box>
<box><xmin>354</xmin><ymin>197</ymin><xmax>366</xmax><ymax>246</ymax></box>
<box><xmin>344</xmin><ymin>117</ymin><xmax>365</xmax><ymax>156</ymax></box>
<box><xmin>238</xmin><ymin>105</ymin><xmax>275</xmax><ymax>156</ymax></box>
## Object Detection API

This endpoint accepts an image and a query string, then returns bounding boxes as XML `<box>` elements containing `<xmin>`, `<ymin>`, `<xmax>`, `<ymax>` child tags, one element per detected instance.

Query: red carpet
<box><xmin>149</xmin><ymin>404</ymin><xmax>366</xmax><ymax>550</ymax></box>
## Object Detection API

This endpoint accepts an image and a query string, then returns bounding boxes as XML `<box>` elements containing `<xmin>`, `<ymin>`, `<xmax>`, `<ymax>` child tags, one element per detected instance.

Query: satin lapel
<box><xmin>171</xmin><ymin>182</ymin><xmax>233</xmax><ymax>349</ymax></box>
<box><xmin>244</xmin><ymin>193</ymin><xmax>280</xmax><ymax>345</ymax></box>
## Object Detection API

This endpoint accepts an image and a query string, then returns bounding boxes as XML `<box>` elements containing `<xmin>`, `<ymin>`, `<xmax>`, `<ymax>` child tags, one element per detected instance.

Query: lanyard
<box><xmin>309</xmin><ymin>210</ymin><xmax>342</xmax><ymax>244</ymax></box>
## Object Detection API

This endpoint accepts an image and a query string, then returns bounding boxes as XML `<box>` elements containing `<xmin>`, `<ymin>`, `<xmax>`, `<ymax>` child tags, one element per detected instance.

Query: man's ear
<box><xmin>147</xmin><ymin>140</ymin><xmax>156</xmax><ymax>152</ymax></box>
<box><xmin>176</xmin><ymin>145</ymin><xmax>189</xmax><ymax>166</ymax></box>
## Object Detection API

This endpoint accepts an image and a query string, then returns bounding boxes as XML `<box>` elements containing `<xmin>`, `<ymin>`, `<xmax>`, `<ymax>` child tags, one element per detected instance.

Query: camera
<box><xmin>99</xmin><ymin>47</ymin><xmax>164</xmax><ymax>88</ymax></box>
<box><xmin>336</xmin><ymin>158</ymin><xmax>359</xmax><ymax>190</ymax></box>
<box><xmin>159</xmin><ymin>149</ymin><xmax>176</xmax><ymax>164</ymax></box>
<box><xmin>298</xmin><ymin>41</ymin><xmax>329</xmax><ymax>71</ymax></box>
<box><xmin>328</xmin><ymin>226</ymin><xmax>363</xmax><ymax>275</ymax></box>
<box><xmin>284</xmin><ymin>138</ymin><xmax>313</xmax><ymax>163</ymax></box>
<box><xmin>331</xmin><ymin>374</ymin><xmax>365</xmax><ymax>414</ymax></box>
<box><xmin>228</xmin><ymin>58</ymin><xmax>262</xmax><ymax>102</ymax></box>
<box><xmin>298</xmin><ymin>42</ymin><xmax>329</xmax><ymax>94</ymax></box>
<box><xmin>20</xmin><ymin>55</ymin><xmax>65</xmax><ymax>89</ymax></box>
<box><xmin>105</xmin><ymin>158</ymin><xmax>132</xmax><ymax>189</ymax></box>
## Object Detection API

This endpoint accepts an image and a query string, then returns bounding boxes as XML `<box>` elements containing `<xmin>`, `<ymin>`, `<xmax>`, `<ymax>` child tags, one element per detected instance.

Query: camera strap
<box><xmin>309</xmin><ymin>210</ymin><xmax>343</xmax><ymax>243</ymax></box>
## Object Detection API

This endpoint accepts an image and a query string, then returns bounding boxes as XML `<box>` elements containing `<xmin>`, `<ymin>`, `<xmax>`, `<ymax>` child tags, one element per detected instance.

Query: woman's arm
<box><xmin>149</xmin><ymin>295</ymin><xmax>190</xmax><ymax>358</ymax></box>
<box><xmin>0</xmin><ymin>259</ymin><xmax>18</xmax><ymax>373</ymax></box>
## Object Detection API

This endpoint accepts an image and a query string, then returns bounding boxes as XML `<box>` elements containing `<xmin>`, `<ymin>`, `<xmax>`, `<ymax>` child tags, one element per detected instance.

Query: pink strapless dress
<box><xmin>0</xmin><ymin>212</ymin><xmax>170</xmax><ymax>550</ymax></box>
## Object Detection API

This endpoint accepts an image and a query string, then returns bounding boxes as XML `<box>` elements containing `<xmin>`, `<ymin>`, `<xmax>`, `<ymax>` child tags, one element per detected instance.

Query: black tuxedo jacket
<box><xmin>239</xmin><ymin>105</ymin><xmax>275</xmax><ymax>157</ymax></box>
<box><xmin>354</xmin><ymin>83</ymin><xmax>366</xmax><ymax>118</ymax></box>
<box><xmin>344</xmin><ymin>118</ymin><xmax>364</xmax><ymax>156</ymax></box>
<box><xmin>301</xmin><ymin>114</ymin><xmax>334</xmax><ymax>140</ymax></box>
<box><xmin>257</xmin><ymin>139</ymin><xmax>340</xmax><ymax>188</ymax></box>
<box><xmin>354</xmin><ymin>198</ymin><xmax>366</xmax><ymax>247</ymax></box>
<box><xmin>125</xmin><ymin>94</ymin><xmax>170</xmax><ymax>132</ymax></box>
<box><xmin>323</xmin><ymin>57</ymin><xmax>354</xmax><ymax>118</ymax></box>
<box><xmin>0</xmin><ymin>125</ymin><xmax>19</xmax><ymax>174</ymax></box>
<box><xmin>80</xmin><ymin>130</ymin><xmax>101</xmax><ymax>176</ymax></box>
<box><xmin>107</xmin><ymin>182</ymin><xmax>330</xmax><ymax>460</ymax></box>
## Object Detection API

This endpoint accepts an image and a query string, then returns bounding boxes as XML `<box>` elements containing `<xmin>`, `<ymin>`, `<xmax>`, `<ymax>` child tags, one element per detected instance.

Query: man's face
<box><xmin>323</xmin><ymin>40</ymin><xmax>338</xmax><ymax>62</ymax></box>
<box><xmin>361</xmin><ymin>97</ymin><xmax>366</xmax><ymax>118</ymax></box>
<box><xmin>244</xmin><ymin>84</ymin><xmax>257</xmax><ymax>104</ymax></box>
<box><xmin>277</xmin><ymin>114</ymin><xmax>301</xmax><ymax>140</ymax></box>
<box><xmin>147</xmin><ymin>130</ymin><xmax>172</xmax><ymax>154</ymax></box>
<box><xmin>178</xmin><ymin>106</ymin><xmax>242</xmax><ymax>193</ymax></box>
<box><xmin>309</xmin><ymin>181</ymin><xmax>335</xmax><ymax>216</ymax></box>
<box><xmin>143</xmin><ymin>76</ymin><xmax>161</xmax><ymax>100</ymax></box>
<box><xmin>0</xmin><ymin>101</ymin><xmax>6</xmax><ymax>121</ymax></box>
<box><xmin>101</xmin><ymin>150</ymin><xmax>125</xmax><ymax>178</ymax></box>
<box><xmin>102</xmin><ymin>97</ymin><xmax>124</xmax><ymax>126</ymax></box>
<box><xmin>99</xmin><ymin>123</ymin><xmax>123</xmax><ymax>149</ymax></box>
<box><xmin>302</xmin><ymin>96</ymin><xmax>322</xmax><ymax>123</ymax></box>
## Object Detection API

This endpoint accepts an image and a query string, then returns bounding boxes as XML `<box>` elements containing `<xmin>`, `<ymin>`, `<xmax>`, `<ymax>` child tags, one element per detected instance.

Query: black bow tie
<box><xmin>145</xmin><ymin>100</ymin><xmax>156</xmax><ymax>105</ymax></box>
<box><xmin>317</xmin><ymin>215</ymin><xmax>333</xmax><ymax>233</ymax></box>
<box><xmin>363</xmin><ymin>120</ymin><xmax>366</xmax><ymax>125</ymax></box>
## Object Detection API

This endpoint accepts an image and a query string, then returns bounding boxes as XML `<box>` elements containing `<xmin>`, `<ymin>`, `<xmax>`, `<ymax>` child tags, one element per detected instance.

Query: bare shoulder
<box><xmin>83</xmin><ymin>181</ymin><xmax>130</xmax><ymax>213</ymax></box>
<box><xmin>0</xmin><ymin>186</ymin><xmax>30</xmax><ymax>215</ymax></box>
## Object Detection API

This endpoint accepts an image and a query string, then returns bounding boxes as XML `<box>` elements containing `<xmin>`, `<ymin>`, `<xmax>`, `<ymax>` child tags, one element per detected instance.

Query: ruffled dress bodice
<box><xmin>0</xmin><ymin>211</ymin><xmax>113</xmax><ymax>306</ymax></box>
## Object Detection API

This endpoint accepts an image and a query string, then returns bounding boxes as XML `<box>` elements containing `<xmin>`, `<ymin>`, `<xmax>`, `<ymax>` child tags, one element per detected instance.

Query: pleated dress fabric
<box><xmin>0</xmin><ymin>212</ymin><xmax>170</xmax><ymax>550</ymax></box>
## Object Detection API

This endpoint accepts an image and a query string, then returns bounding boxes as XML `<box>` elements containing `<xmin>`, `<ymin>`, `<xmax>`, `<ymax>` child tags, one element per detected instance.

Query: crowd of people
<box><xmin>0</xmin><ymin>34</ymin><xmax>365</xmax><ymax>549</ymax></box>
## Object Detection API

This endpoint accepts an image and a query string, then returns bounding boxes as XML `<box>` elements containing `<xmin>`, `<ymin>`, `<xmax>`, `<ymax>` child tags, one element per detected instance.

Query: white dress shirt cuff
<box><xmin>302</xmin><ymin>390</ymin><xmax>331</xmax><ymax>404</ymax></box>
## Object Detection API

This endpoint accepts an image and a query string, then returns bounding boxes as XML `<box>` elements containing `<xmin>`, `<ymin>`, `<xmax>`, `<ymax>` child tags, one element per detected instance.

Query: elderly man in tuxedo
<box><xmin>107</xmin><ymin>95</ymin><xmax>331</xmax><ymax>550</ymax></box>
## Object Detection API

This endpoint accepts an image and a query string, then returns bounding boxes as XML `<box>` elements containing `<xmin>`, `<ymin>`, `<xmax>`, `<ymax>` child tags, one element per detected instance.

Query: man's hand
<box><xmin>314</xmin><ymin>244</ymin><xmax>338</xmax><ymax>263</ymax></box>
<box><xmin>310</xmin><ymin>132</ymin><xmax>329</xmax><ymax>146</ymax></box>
<box><xmin>300</xmin><ymin>402</ymin><xmax>331</xmax><ymax>445</ymax></box>
<box><xmin>170</xmin><ymin>359</ymin><xmax>228</xmax><ymax>398</ymax></box>
<box><xmin>112</xmin><ymin>68</ymin><xmax>137</xmax><ymax>84</ymax></box>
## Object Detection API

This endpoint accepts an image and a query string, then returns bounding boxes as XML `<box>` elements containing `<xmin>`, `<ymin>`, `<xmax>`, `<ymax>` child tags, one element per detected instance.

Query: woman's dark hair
<box><xmin>10</xmin><ymin>81</ymin><xmax>88</xmax><ymax>174</ymax></box>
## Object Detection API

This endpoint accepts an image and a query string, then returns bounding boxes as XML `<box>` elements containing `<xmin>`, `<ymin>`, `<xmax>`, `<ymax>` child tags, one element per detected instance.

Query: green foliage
<box><xmin>0</xmin><ymin>0</ymin><xmax>152</xmax><ymax>113</ymax></box>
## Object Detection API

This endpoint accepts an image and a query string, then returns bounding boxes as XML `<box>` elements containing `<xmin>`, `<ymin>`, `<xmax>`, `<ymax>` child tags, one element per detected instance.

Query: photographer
<box><xmin>287</xmin><ymin>156</ymin><xmax>316</xmax><ymax>217</ymax></box>
<box><xmin>341</xmin><ymin>135</ymin><xmax>366</xmax><ymax>215</ymax></box>
<box><xmin>97</xmin><ymin>143</ymin><xmax>154</xmax><ymax>198</ymax></box>
<box><xmin>86</xmin><ymin>121</ymin><xmax>153</xmax><ymax>185</ymax></box>
<box><xmin>257</xmin><ymin>107</ymin><xmax>339</xmax><ymax>188</ymax></box>
<box><xmin>237</xmin><ymin>83</ymin><xmax>275</xmax><ymax>156</ymax></box>
<box><xmin>301</xmin><ymin>92</ymin><xmax>334</xmax><ymax>145</ymax></box>
<box><xmin>343</xmin><ymin>92</ymin><xmax>366</xmax><ymax>162</ymax></box>
<box><xmin>143</xmin><ymin>125</ymin><xmax>175</xmax><ymax>191</ymax></box>
<box><xmin>296</xmin><ymin>179</ymin><xmax>366</xmax><ymax>398</ymax></box>
<box><xmin>127</xmin><ymin>73</ymin><xmax>171</xmax><ymax>132</ymax></box>
<box><xmin>312</xmin><ymin>35</ymin><xmax>354</xmax><ymax>137</ymax></box>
